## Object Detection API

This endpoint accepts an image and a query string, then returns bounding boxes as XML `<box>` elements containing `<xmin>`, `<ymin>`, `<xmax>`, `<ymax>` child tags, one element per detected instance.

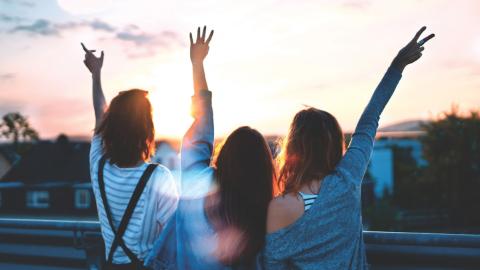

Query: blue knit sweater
<box><xmin>262</xmin><ymin>67</ymin><xmax>402</xmax><ymax>270</ymax></box>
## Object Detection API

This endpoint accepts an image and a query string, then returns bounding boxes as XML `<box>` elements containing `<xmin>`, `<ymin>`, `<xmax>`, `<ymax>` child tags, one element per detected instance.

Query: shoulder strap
<box><xmin>97</xmin><ymin>155</ymin><xmax>158</xmax><ymax>265</ymax></box>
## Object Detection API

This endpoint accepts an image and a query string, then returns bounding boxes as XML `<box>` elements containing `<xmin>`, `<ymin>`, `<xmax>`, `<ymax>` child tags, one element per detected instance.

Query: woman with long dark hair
<box><xmin>147</xmin><ymin>26</ymin><xmax>275</xmax><ymax>270</ymax></box>
<box><xmin>264</xmin><ymin>27</ymin><xmax>435</xmax><ymax>269</ymax></box>
<box><xmin>82</xmin><ymin>43</ymin><xmax>179</xmax><ymax>269</ymax></box>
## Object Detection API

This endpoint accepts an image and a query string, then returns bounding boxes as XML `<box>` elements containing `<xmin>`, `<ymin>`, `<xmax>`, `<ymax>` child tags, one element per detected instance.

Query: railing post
<box><xmin>80</xmin><ymin>231</ymin><xmax>105</xmax><ymax>270</ymax></box>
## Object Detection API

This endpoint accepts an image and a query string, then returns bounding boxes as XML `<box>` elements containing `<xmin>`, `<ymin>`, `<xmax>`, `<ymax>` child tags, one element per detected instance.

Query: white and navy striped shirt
<box><xmin>298</xmin><ymin>192</ymin><xmax>318</xmax><ymax>211</ymax></box>
<box><xmin>89</xmin><ymin>135</ymin><xmax>179</xmax><ymax>264</ymax></box>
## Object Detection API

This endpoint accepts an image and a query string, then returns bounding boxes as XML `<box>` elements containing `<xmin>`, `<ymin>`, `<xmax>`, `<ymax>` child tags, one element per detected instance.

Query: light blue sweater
<box><xmin>147</xmin><ymin>90</ymin><xmax>262</xmax><ymax>269</ymax></box>
<box><xmin>262</xmin><ymin>67</ymin><xmax>402</xmax><ymax>270</ymax></box>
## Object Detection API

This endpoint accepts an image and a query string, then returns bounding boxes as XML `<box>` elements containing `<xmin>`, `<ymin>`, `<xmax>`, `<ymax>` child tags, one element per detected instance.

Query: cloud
<box><xmin>0</xmin><ymin>0</ymin><xmax>34</xmax><ymax>7</ymax></box>
<box><xmin>89</xmin><ymin>19</ymin><xmax>116</xmax><ymax>32</ymax></box>
<box><xmin>9</xmin><ymin>18</ymin><xmax>117</xmax><ymax>36</ymax></box>
<box><xmin>9</xmin><ymin>18</ymin><xmax>181</xmax><ymax>58</ymax></box>
<box><xmin>0</xmin><ymin>13</ymin><xmax>25</xmax><ymax>23</ymax></box>
<box><xmin>10</xmin><ymin>19</ymin><xmax>59</xmax><ymax>36</ymax></box>
<box><xmin>115</xmin><ymin>28</ymin><xmax>182</xmax><ymax>58</ymax></box>
<box><xmin>0</xmin><ymin>73</ymin><xmax>15</xmax><ymax>81</ymax></box>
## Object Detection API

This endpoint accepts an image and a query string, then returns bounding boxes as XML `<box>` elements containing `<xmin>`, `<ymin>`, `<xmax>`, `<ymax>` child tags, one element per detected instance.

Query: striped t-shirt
<box><xmin>89</xmin><ymin>135</ymin><xmax>179</xmax><ymax>264</ymax></box>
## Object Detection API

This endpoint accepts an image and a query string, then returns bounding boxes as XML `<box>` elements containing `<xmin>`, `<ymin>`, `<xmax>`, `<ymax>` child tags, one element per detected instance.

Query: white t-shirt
<box><xmin>89</xmin><ymin>135</ymin><xmax>179</xmax><ymax>264</ymax></box>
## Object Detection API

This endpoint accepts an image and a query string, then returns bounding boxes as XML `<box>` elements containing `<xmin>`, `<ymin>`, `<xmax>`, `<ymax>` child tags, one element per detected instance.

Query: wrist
<box><xmin>390</xmin><ymin>60</ymin><xmax>405</xmax><ymax>73</ymax></box>
<box><xmin>92</xmin><ymin>70</ymin><xmax>101</xmax><ymax>79</ymax></box>
<box><xmin>191</xmin><ymin>60</ymin><xmax>204</xmax><ymax>67</ymax></box>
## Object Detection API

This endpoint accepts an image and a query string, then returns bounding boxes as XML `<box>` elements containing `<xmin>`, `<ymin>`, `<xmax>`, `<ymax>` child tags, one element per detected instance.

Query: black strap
<box><xmin>98</xmin><ymin>155</ymin><xmax>158</xmax><ymax>266</ymax></box>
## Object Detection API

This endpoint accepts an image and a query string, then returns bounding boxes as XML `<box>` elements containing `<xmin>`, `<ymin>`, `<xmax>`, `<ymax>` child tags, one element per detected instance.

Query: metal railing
<box><xmin>1</xmin><ymin>218</ymin><xmax>480</xmax><ymax>269</ymax></box>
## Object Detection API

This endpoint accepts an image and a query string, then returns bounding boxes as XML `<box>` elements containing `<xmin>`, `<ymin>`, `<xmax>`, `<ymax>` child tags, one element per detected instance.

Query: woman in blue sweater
<box><xmin>264</xmin><ymin>27</ymin><xmax>435</xmax><ymax>269</ymax></box>
<box><xmin>147</xmin><ymin>26</ymin><xmax>275</xmax><ymax>270</ymax></box>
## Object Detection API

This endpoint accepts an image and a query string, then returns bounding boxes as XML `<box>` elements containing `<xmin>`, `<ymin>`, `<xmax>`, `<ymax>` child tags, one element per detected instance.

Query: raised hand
<box><xmin>81</xmin><ymin>42</ymin><xmax>104</xmax><ymax>75</ymax></box>
<box><xmin>391</xmin><ymin>26</ymin><xmax>435</xmax><ymax>72</ymax></box>
<box><xmin>190</xmin><ymin>26</ymin><xmax>214</xmax><ymax>65</ymax></box>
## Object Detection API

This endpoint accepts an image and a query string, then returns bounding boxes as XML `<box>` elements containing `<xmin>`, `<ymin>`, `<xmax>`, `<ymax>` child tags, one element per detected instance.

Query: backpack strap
<box><xmin>97</xmin><ymin>155</ymin><xmax>158</xmax><ymax>265</ymax></box>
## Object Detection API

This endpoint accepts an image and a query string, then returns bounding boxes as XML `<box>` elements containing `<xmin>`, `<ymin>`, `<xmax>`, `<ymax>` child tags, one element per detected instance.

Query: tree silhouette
<box><xmin>0</xmin><ymin>112</ymin><xmax>39</xmax><ymax>152</ymax></box>
<box><xmin>420</xmin><ymin>106</ymin><xmax>480</xmax><ymax>231</ymax></box>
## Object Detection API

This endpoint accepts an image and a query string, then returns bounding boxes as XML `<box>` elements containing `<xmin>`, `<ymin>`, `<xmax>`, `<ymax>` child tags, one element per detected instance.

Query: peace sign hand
<box><xmin>190</xmin><ymin>26</ymin><xmax>214</xmax><ymax>65</ymax></box>
<box><xmin>391</xmin><ymin>26</ymin><xmax>435</xmax><ymax>72</ymax></box>
<box><xmin>81</xmin><ymin>42</ymin><xmax>104</xmax><ymax>75</ymax></box>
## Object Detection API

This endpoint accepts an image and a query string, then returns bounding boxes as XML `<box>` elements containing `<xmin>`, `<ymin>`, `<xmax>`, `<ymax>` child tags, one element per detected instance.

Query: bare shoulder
<box><xmin>266</xmin><ymin>193</ymin><xmax>304</xmax><ymax>234</ymax></box>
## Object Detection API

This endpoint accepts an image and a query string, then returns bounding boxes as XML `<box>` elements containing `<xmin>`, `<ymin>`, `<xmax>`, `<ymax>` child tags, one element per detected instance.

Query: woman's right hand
<box><xmin>391</xmin><ymin>26</ymin><xmax>435</xmax><ymax>72</ymax></box>
<box><xmin>190</xmin><ymin>26</ymin><xmax>214</xmax><ymax>65</ymax></box>
<box><xmin>81</xmin><ymin>42</ymin><xmax>104</xmax><ymax>75</ymax></box>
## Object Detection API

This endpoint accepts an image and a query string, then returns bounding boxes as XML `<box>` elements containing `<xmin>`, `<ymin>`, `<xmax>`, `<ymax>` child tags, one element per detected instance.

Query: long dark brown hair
<box><xmin>95</xmin><ymin>89</ymin><xmax>155</xmax><ymax>167</ymax></box>
<box><xmin>278</xmin><ymin>107</ymin><xmax>345</xmax><ymax>194</ymax></box>
<box><xmin>207</xmin><ymin>126</ymin><xmax>275</xmax><ymax>266</ymax></box>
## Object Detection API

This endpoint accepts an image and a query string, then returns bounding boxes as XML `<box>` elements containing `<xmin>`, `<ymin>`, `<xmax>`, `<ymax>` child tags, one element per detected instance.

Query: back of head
<box><xmin>96</xmin><ymin>89</ymin><xmax>155</xmax><ymax>167</ymax></box>
<box><xmin>211</xmin><ymin>126</ymin><xmax>275</xmax><ymax>266</ymax></box>
<box><xmin>278</xmin><ymin>107</ymin><xmax>344</xmax><ymax>194</ymax></box>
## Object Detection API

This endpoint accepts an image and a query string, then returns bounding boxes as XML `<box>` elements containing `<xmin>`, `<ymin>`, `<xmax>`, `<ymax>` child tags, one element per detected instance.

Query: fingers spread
<box><xmin>413</xmin><ymin>26</ymin><xmax>427</xmax><ymax>42</ymax></box>
<box><xmin>418</xmin><ymin>33</ymin><xmax>435</xmax><ymax>46</ymax></box>
<box><xmin>206</xmin><ymin>30</ymin><xmax>214</xmax><ymax>44</ymax></box>
<box><xmin>202</xmin><ymin>25</ymin><xmax>206</xmax><ymax>42</ymax></box>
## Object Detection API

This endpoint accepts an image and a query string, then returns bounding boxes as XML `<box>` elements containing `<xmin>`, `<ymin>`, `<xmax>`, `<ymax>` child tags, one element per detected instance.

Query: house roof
<box><xmin>1</xmin><ymin>135</ymin><xmax>91</xmax><ymax>184</ymax></box>
<box><xmin>0</xmin><ymin>145</ymin><xmax>20</xmax><ymax>165</ymax></box>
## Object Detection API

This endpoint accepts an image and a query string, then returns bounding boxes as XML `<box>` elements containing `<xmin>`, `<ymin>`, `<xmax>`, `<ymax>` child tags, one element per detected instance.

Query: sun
<box><xmin>148</xmin><ymin>61</ymin><xmax>193</xmax><ymax>139</ymax></box>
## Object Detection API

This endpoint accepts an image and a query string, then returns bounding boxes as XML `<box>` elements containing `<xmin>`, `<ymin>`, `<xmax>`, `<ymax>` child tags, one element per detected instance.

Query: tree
<box><xmin>420</xmin><ymin>106</ymin><xmax>480</xmax><ymax>230</ymax></box>
<box><xmin>0</xmin><ymin>112</ymin><xmax>39</xmax><ymax>152</ymax></box>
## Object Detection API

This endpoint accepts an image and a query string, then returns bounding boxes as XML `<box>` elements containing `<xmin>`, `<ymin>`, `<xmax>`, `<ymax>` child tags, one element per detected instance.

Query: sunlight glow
<box><xmin>149</xmin><ymin>59</ymin><xmax>192</xmax><ymax>139</ymax></box>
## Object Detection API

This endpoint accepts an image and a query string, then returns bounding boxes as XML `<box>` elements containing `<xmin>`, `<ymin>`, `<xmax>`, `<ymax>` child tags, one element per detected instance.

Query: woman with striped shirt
<box><xmin>82</xmin><ymin>43</ymin><xmax>179</xmax><ymax>269</ymax></box>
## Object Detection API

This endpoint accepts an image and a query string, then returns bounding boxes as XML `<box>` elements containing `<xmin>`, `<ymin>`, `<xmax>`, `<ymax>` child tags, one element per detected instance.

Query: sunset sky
<box><xmin>0</xmin><ymin>0</ymin><xmax>479</xmax><ymax>139</ymax></box>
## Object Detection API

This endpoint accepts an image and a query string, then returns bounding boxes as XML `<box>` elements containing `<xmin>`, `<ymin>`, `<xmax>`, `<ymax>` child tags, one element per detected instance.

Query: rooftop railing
<box><xmin>1</xmin><ymin>218</ymin><xmax>480</xmax><ymax>269</ymax></box>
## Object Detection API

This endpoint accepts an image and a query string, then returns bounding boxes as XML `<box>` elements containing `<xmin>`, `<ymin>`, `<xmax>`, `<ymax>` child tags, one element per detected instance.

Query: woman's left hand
<box><xmin>391</xmin><ymin>26</ymin><xmax>435</xmax><ymax>72</ymax></box>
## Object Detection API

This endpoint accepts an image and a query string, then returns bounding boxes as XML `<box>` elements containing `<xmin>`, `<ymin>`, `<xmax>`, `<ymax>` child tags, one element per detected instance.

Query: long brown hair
<box><xmin>208</xmin><ymin>126</ymin><xmax>275</xmax><ymax>266</ymax></box>
<box><xmin>278</xmin><ymin>107</ymin><xmax>344</xmax><ymax>194</ymax></box>
<box><xmin>96</xmin><ymin>89</ymin><xmax>155</xmax><ymax>167</ymax></box>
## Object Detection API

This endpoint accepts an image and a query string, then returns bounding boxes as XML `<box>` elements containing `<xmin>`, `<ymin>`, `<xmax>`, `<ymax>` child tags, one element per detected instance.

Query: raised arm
<box><xmin>82</xmin><ymin>42</ymin><xmax>107</xmax><ymax>131</ymax></box>
<box><xmin>181</xmin><ymin>26</ymin><xmax>215</xmax><ymax>173</ymax></box>
<box><xmin>337</xmin><ymin>26</ymin><xmax>435</xmax><ymax>184</ymax></box>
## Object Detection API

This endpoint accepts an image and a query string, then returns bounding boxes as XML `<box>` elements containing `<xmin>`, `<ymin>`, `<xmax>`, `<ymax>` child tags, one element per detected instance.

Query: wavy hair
<box><xmin>277</xmin><ymin>107</ymin><xmax>344</xmax><ymax>194</ymax></box>
<box><xmin>96</xmin><ymin>89</ymin><xmax>155</xmax><ymax>167</ymax></box>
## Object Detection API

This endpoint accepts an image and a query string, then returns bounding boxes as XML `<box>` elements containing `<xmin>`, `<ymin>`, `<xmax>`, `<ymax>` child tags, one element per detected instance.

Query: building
<box><xmin>0</xmin><ymin>146</ymin><xmax>19</xmax><ymax>179</ymax></box>
<box><xmin>0</xmin><ymin>135</ymin><xmax>95</xmax><ymax>216</ymax></box>
<box><xmin>0</xmin><ymin>135</ymin><xmax>182</xmax><ymax>217</ymax></box>
<box><xmin>368</xmin><ymin>120</ymin><xmax>428</xmax><ymax>198</ymax></box>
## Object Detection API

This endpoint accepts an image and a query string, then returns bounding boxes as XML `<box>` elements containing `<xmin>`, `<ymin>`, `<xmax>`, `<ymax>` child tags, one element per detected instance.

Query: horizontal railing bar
<box><xmin>364</xmin><ymin>231</ymin><xmax>480</xmax><ymax>248</ymax></box>
<box><xmin>1</xmin><ymin>218</ymin><xmax>480</xmax><ymax>248</ymax></box>
<box><xmin>0</xmin><ymin>218</ymin><xmax>100</xmax><ymax>231</ymax></box>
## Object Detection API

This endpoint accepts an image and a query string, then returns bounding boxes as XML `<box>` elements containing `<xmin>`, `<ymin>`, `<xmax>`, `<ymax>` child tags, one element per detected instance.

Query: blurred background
<box><xmin>0</xmin><ymin>0</ymin><xmax>479</xmax><ymax>269</ymax></box>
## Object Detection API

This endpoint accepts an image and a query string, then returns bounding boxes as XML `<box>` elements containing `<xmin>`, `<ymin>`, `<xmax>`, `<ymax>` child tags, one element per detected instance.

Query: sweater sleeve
<box><xmin>180</xmin><ymin>90</ymin><xmax>214</xmax><ymax>178</ymax></box>
<box><xmin>336</xmin><ymin>67</ymin><xmax>402</xmax><ymax>186</ymax></box>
